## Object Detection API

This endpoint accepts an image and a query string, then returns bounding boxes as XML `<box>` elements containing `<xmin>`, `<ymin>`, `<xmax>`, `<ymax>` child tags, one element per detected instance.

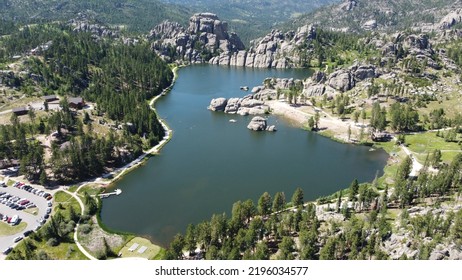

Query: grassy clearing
<box><xmin>0</xmin><ymin>221</ymin><xmax>27</xmax><ymax>237</ymax></box>
<box><xmin>119</xmin><ymin>237</ymin><xmax>162</xmax><ymax>259</ymax></box>
<box><xmin>405</xmin><ymin>132</ymin><xmax>461</xmax><ymax>162</ymax></box>
<box><xmin>37</xmin><ymin>242</ymin><xmax>88</xmax><ymax>260</ymax></box>
<box><xmin>77</xmin><ymin>184</ymin><xmax>104</xmax><ymax>197</ymax></box>
<box><xmin>54</xmin><ymin>191</ymin><xmax>73</xmax><ymax>203</ymax></box>
<box><xmin>67</xmin><ymin>185</ymin><xmax>79</xmax><ymax>193</ymax></box>
<box><xmin>376</xmin><ymin>146</ymin><xmax>407</xmax><ymax>187</ymax></box>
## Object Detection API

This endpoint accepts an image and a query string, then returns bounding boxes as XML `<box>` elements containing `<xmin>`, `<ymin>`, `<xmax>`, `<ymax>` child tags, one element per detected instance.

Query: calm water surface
<box><xmin>101</xmin><ymin>65</ymin><xmax>388</xmax><ymax>246</ymax></box>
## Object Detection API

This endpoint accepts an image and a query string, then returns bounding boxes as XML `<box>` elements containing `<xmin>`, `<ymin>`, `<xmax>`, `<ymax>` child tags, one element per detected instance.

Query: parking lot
<box><xmin>0</xmin><ymin>181</ymin><xmax>53</xmax><ymax>258</ymax></box>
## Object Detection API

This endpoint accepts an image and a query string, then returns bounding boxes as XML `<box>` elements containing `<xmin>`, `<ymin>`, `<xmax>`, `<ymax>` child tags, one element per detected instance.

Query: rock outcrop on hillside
<box><xmin>439</xmin><ymin>8</ymin><xmax>462</xmax><ymax>29</ymax></box>
<box><xmin>150</xmin><ymin>14</ymin><xmax>317</xmax><ymax>68</ymax></box>
<box><xmin>210</xmin><ymin>25</ymin><xmax>316</xmax><ymax>68</ymax></box>
<box><xmin>149</xmin><ymin>13</ymin><xmax>245</xmax><ymax>63</ymax></box>
<box><xmin>69</xmin><ymin>14</ymin><xmax>119</xmax><ymax>39</ymax></box>
<box><xmin>301</xmin><ymin>64</ymin><xmax>378</xmax><ymax>96</ymax></box>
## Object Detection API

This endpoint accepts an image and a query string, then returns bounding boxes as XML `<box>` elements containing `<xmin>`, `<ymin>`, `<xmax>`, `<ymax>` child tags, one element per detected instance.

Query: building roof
<box><xmin>44</xmin><ymin>95</ymin><xmax>58</xmax><ymax>100</ymax></box>
<box><xmin>69</xmin><ymin>97</ymin><xmax>84</xmax><ymax>104</ymax></box>
<box><xmin>12</xmin><ymin>107</ymin><xmax>28</xmax><ymax>113</ymax></box>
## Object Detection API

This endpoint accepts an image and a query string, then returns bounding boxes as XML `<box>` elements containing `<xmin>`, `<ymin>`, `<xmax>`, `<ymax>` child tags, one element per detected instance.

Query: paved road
<box><xmin>0</xmin><ymin>184</ymin><xmax>51</xmax><ymax>259</ymax></box>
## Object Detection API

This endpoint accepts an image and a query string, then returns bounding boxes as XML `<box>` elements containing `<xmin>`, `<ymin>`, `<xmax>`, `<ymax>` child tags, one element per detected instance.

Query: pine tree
<box><xmin>291</xmin><ymin>187</ymin><xmax>304</xmax><ymax>207</ymax></box>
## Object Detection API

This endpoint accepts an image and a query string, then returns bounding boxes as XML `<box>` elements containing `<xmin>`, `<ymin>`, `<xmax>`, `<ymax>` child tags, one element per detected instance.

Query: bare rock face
<box><xmin>247</xmin><ymin>116</ymin><xmax>267</xmax><ymax>131</ymax></box>
<box><xmin>404</xmin><ymin>34</ymin><xmax>430</xmax><ymax>50</ymax></box>
<box><xmin>244</xmin><ymin>25</ymin><xmax>316</xmax><ymax>68</ymax></box>
<box><xmin>439</xmin><ymin>8</ymin><xmax>462</xmax><ymax>29</ymax></box>
<box><xmin>211</xmin><ymin>25</ymin><xmax>316</xmax><ymax>69</ymax></box>
<box><xmin>303</xmin><ymin>84</ymin><xmax>326</xmax><ymax>97</ymax></box>
<box><xmin>70</xmin><ymin>18</ymin><xmax>119</xmax><ymax>39</ymax></box>
<box><xmin>402</xmin><ymin>34</ymin><xmax>440</xmax><ymax>70</ymax></box>
<box><xmin>150</xmin><ymin>13</ymin><xmax>244</xmax><ymax>64</ymax></box>
<box><xmin>327</xmin><ymin>69</ymin><xmax>355</xmax><ymax>92</ymax></box>
<box><xmin>351</xmin><ymin>64</ymin><xmax>377</xmax><ymax>81</ymax></box>
<box><xmin>311</xmin><ymin>71</ymin><xmax>327</xmax><ymax>83</ymax></box>
<box><xmin>362</xmin><ymin>19</ymin><xmax>377</xmax><ymax>30</ymax></box>
<box><xmin>339</xmin><ymin>0</ymin><xmax>357</xmax><ymax>11</ymax></box>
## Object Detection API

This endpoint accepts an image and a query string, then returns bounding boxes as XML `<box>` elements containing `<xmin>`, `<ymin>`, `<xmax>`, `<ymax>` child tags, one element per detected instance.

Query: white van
<box><xmin>10</xmin><ymin>215</ymin><xmax>19</xmax><ymax>225</ymax></box>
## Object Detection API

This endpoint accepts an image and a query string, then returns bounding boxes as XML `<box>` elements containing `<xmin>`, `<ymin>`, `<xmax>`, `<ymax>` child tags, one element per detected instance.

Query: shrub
<box><xmin>47</xmin><ymin>238</ymin><xmax>59</xmax><ymax>247</ymax></box>
<box><xmin>79</xmin><ymin>224</ymin><xmax>92</xmax><ymax>234</ymax></box>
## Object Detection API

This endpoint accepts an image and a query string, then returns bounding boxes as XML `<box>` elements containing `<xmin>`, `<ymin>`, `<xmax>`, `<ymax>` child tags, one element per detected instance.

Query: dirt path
<box><xmin>400</xmin><ymin>144</ymin><xmax>423</xmax><ymax>177</ymax></box>
<box><xmin>62</xmin><ymin>187</ymin><xmax>97</xmax><ymax>260</ymax></box>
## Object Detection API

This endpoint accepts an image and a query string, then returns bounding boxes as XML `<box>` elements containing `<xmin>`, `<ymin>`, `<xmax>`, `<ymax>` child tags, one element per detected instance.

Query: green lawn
<box><xmin>67</xmin><ymin>185</ymin><xmax>79</xmax><ymax>193</ymax></box>
<box><xmin>77</xmin><ymin>184</ymin><xmax>104</xmax><ymax>197</ymax></box>
<box><xmin>405</xmin><ymin>132</ymin><xmax>461</xmax><ymax>162</ymax></box>
<box><xmin>0</xmin><ymin>221</ymin><xmax>27</xmax><ymax>237</ymax></box>
<box><xmin>52</xmin><ymin>191</ymin><xmax>81</xmax><ymax>221</ymax></box>
<box><xmin>119</xmin><ymin>237</ymin><xmax>162</xmax><ymax>259</ymax></box>
<box><xmin>54</xmin><ymin>191</ymin><xmax>73</xmax><ymax>203</ymax></box>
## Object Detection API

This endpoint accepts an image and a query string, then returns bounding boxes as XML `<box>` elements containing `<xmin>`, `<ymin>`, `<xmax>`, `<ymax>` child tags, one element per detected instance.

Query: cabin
<box><xmin>43</xmin><ymin>95</ymin><xmax>59</xmax><ymax>103</ymax></box>
<box><xmin>12</xmin><ymin>107</ymin><xmax>29</xmax><ymax>116</ymax></box>
<box><xmin>371</xmin><ymin>132</ymin><xmax>392</xmax><ymax>142</ymax></box>
<box><xmin>68</xmin><ymin>97</ymin><xmax>85</xmax><ymax>109</ymax></box>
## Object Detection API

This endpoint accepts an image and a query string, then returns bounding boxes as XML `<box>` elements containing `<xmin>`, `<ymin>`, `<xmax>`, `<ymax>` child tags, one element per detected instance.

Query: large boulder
<box><xmin>327</xmin><ymin>69</ymin><xmax>355</xmax><ymax>92</ymax></box>
<box><xmin>240</xmin><ymin>98</ymin><xmax>264</xmax><ymax>108</ymax></box>
<box><xmin>362</xmin><ymin>19</ymin><xmax>377</xmax><ymax>30</ymax></box>
<box><xmin>430</xmin><ymin>248</ymin><xmax>449</xmax><ymax>260</ymax></box>
<box><xmin>311</xmin><ymin>71</ymin><xmax>327</xmax><ymax>83</ymax></box>
<box><xmin>224</xmin><ymin>98</ymin><xmax>241</xmax><ymax>114</ymax></box>
<box><xmin>339</xmin><ymin>0</ymin><xmax>357</xmax><ymax>11</ymax></box>
<box><xmin>352</xmin><ymin>65</ymin><xmax>377</xmax><ymax>81</ymax></box>
<box><xmin>303</xmin><ymin>84</ymin><xmax>326</xmax><ymax>97</ymax></box>
<box><xmin>247</xmin><ymin>116</ymin><xmax>267</xmax><ymax>131</ymax></box>
<box><xmin>208</xmin><ymin>98</ymin><xmax>227</xmax><ymax>111</ymax></box>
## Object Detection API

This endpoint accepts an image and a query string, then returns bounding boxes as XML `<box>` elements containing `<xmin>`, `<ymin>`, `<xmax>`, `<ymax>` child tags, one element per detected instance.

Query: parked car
<box><xmin>23</xmin><ymin>230</ymin><xmax>33</xmax><ymax>237</ymax></box>
<box><xmin>2</xmin><ymin>247</ymin><xmax>12</xmax><ymax>255</ymax></box>
<box><xmin>13</xmin><ymin>236</ymin><xmax>23</xmax><ymax>243</ymax></box>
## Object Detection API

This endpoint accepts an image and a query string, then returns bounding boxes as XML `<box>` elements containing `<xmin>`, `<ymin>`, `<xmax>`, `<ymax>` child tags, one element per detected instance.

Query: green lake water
<box><xmin>101</xmin><ymin>65</ymin><xmax>388</xmax><ymax>247</ymax></box>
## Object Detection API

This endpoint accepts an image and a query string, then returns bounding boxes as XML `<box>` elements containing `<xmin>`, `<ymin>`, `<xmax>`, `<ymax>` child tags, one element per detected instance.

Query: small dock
<box><xmin>100</xmin><ymin>189</ymin><xmax>122</xmax><ymax>199</ymax></box>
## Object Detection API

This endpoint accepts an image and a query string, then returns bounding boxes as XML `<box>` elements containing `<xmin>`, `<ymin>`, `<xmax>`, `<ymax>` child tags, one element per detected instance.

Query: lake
<box><xmin>100</xmin><ymin>65</ymin><xmax>388</xmax><ymax>247</ymax></box>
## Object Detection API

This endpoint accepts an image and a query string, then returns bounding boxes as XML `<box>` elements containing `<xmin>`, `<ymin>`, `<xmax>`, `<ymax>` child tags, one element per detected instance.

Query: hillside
<box><xmin>286</xmin><ymin>0</ymin><xmax>462</xmax><ymax>33</ymax></box>
<box><xmin>0</xmin><ymin>0</ymin><xmax>191</xmax><ymax>32</ymax></box>
<box><xmin>160</xmin><ymin>0</ymin><xmax>339</xmax><ymax>43</ymax></box>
